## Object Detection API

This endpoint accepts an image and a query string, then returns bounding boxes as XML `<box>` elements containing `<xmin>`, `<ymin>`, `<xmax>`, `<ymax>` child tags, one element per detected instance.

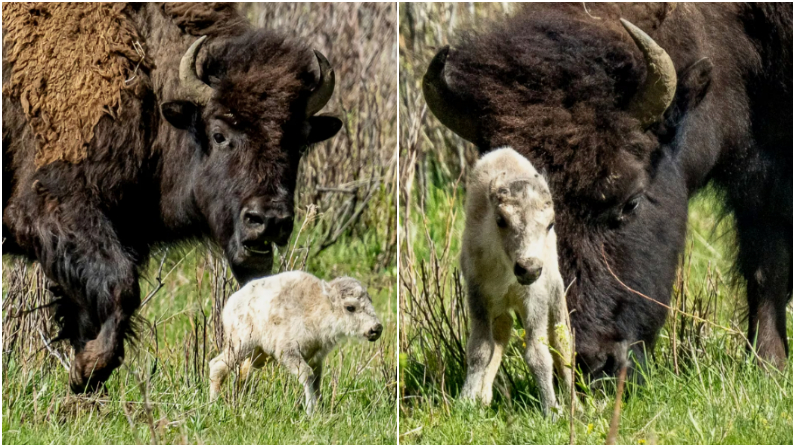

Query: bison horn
<box><xmin>306</xmin><ymin>50</ymin><xmax>336</xmax><ymax>117</ymax></box>
<box><xmin>179</xmin><ymin>36</ymin><xmax>215</xmax><ymax>105</ymax></box>
<box><xmin>422</xmin><ymin>46</ymin><xmax>479</xmax><ymax>144</ymax></box>
<box><xmin>620</xmin><ymin>19</ymin><xmax>677</xmax><ymax>128</ymax></box>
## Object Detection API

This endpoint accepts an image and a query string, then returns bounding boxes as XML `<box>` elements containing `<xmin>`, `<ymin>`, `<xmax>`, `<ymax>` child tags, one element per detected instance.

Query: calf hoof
<box><xmin>304</xmin><ymin>400</ymin><xmax>317</xmax><ymax>416</ymax></box>
<box><xmin>69</xmin><ymin>339</ymin><xmax>122</xmax><ymax>393</ymax></box>
<box><xmin>459</xmin><ymin>381</ymin><xmax>491</xmax><ymax>405</ymax></box>
<box><xmin>209</xmin><ymin>384</ymin><xmax>221</xmax><ymax>402</ymax></box>
<box><xmin>545</xmin><ymin>404</ymin><xmax>563</xmax><ymax>421</ymax></box>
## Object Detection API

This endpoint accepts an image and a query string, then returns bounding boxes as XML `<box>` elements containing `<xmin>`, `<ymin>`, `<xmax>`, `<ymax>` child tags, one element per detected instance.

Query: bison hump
<box><xmin>2</xmin><ymin>2</ymin><xmax>145</xmax><ymax>167</ymax></box>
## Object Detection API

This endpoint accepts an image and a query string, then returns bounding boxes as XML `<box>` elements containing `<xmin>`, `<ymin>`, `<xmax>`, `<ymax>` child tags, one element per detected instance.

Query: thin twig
<box><xmin>125</xmin><ymin>364</ymin><xmax>159</xmax><ymax>445</ymax></box>
<box><xmin>605</xmin><ymin>362</ymin><xmax>628</xmax><ymax>445</ymax></box>
<box><xmin>569</xmin><ymin>328</ymin><xmax>576</xmax><ymax>445</ymax></box>
<box><xmin>37</xmin><ymin>327</ymin><xmax>70</xmax><ymax>371</ymax></box>
<box><xmin>141</xmin><ymin>251</ymin><xmax>168</xmax><ymax>308</ymax></box>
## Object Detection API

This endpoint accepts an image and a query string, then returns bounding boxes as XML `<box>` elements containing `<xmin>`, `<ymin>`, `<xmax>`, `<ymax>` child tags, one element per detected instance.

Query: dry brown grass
<box><xmin>3</xmin><ymin>1</ymin><xmax>397</xmax><ymax>385</ymax></box>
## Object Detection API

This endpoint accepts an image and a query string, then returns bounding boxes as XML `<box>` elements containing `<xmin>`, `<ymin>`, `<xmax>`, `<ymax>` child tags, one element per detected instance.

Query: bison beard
<box><xmin>2</xmin><ymin>3</ymin><xmax>342</xmax><ymax>392</ymax></box>
<box><xmin>424</xmin><ymin>3</ymin><xmax>792</xmax><ymax>377</ymax></box>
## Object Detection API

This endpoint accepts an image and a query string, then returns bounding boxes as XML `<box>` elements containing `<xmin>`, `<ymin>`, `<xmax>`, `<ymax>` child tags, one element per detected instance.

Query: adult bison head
<box><xmin>161</xmin><ymin>32</ymin><xmax>342</xmax><ymax>284</ymax></box>
<box><xmin>424</xmin><ymin>16</ymin><xmax>713</xmax><ymax>379</ymax></box>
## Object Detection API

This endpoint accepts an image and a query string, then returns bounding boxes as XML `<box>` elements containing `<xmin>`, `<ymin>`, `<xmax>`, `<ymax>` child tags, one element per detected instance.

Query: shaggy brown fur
<box><xmin>2</xmin><ymin>3</ymin><xmax>146</xmax><ymax>167</ymax></box>
<box><xmin>3</xmin><ymin>2</ymin><xmax>342</xmax><ymax>393</ymax></box>
<box><xmin>161</xmin><ymin>2</ymin><xmax>249</xmax><ymax>37</ymax></box>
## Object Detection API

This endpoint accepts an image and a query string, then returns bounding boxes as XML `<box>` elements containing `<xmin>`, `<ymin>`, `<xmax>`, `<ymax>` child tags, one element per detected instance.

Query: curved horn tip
<box><xmin>422</xmin><ymin>45</ymin><xmax>479</xmax><ymax>144</ymax></box>
<box><xmin>313</xmin><ymin>50</ymin><xmax>335</xmax><ymax>93</ymax></box>
<box><xmin>313</xmin><ymin>49</ymin><xmax>329</xmax><ymax>66</ymax></box>
<box><xmin>425</xmin><ymin>45</ymin><xmax>451</xmax><ymax>74</ymax></box>
<box><xmin>620</xmin><ymin>18</ymin><xmax>677</xmax><ymax>127</ymax></box>
<box><xmin>179</xmin><ymin>35</ymin><xmax>214</xmax><ymax>105</ymax></box>
<box><xmin>305</xmin><ymin>50</ymin><xmax>336</xmax><ymax>117</ymax></box>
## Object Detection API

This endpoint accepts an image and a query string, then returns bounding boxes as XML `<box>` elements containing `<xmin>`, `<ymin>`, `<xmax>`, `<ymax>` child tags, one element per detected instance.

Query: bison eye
<box><xmin>213</xmin><ymin>133</ymin><xmax>226</xmax><ymax>144</ymax></box>
<box><xmin>345</xmin><ymin>305</ymin><xmax>356</xmax><ymax>313</ymax></box>
<box><xmin>496</xmin><ymin>214</ymin><xmax>507</xmax><ymax>228</ymax></box>
<box><xmin>621</xmin><ymin>196</ymin><xmax>642</xmax><ymax>216</ymax></box>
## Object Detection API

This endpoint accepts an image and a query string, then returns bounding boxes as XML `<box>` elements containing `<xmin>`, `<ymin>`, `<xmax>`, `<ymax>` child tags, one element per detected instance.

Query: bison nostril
<box><xmin>268</xmin><ymin>215</ymin><xmax>294</xmax><ymax>245</ymax></box>
<box><xmin>243</xmin><ymin>211</ymin><xmax>265</xmax><ymax>228</ymax></box>
<box><xmin>514</xmin><ymin>263</ymin><xmax>527</xmax><ymax>277</ymax></box>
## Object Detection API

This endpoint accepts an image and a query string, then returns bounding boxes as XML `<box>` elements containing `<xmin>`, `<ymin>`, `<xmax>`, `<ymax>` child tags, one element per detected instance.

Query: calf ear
<box><xmin>488</xmin><ymin>173</ymin><xmax>510</xmax><ymax>203</ymax></box>
<box><xmin>677</xmin><ymin>58</ymin><xmax>713</xmax><ymax>112</ymax></box>
<box><xmin>306</xmin><ymin>115</ymin><xmax>343</xmax><ymax>145</ymax></box>
<box><xmin>161</xmin><ymin>100</ymin><xmax>200</xmax><ymax>130</ymax></box>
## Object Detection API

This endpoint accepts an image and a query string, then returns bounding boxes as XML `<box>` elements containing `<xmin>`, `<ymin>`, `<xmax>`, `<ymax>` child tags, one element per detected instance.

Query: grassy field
<box><xmin>398</xmin><ymin>3</ymin><xmax>793</xmax><ymax>445</ymax></box>
<box><xmin>2</xmin><ymin>3</ymin><xmax>397</xmax><ymax>444</ymax></box>
<box><xmin>2</xmin><ymin>220</ymin><xmax>397</xmax><ymax>444</ymax></box>
<box><xmin>398</xmin><ymin>186</ymin><xmax>793</xmax><ymax>445</ymax></box>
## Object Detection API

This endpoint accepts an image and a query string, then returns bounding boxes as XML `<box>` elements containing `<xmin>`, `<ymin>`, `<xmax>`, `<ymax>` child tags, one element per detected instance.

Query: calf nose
<box><xmin>367</xmin><ymin>323</ymin><xmax>383</xmax><ymax>341</ymax></box>
<box><xmin>514</xmin><ymin>258</ymin><xmax>543</xmax><ymax>285</ymax></box>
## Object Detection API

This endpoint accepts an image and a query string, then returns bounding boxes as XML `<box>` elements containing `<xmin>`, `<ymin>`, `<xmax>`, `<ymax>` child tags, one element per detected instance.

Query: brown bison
<box><xmin>2</xmin><ymin>3</ymin><xmax>342</xmax><ymax>392</ymax></box>
<box><xmin>423</xmin><ymin>3</ymin><xmax>792</xmax><ymax>378</ymax></box>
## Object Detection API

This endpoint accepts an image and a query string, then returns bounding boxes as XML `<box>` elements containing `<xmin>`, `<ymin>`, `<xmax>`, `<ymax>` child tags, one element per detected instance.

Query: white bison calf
<box><xmin>209</xmin><ymin>271</ymin><xmax>382</xmax><ymax>414</ymax></box>
<box><xmin>460</xmin><ymin>147</ymin><xmax>575</xmax><ymax>416</ymax></box>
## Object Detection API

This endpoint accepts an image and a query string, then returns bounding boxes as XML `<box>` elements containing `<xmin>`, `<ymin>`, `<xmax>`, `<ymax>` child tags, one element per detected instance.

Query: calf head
<box><xmin>328</xmin><ymin>277</ymin><xmax>382</xmax><ymax>342</ymax></box>
<box><xmin>161</xmin><ymin>32</ymin><xmax>342</xmax><ymax>284</ymax></box>
<box><xmin>425</xmin><ymin>14</ymin><xmax>712</xmax><ymax>378</ymax></box>
<box><xmin>486</xmin><ymin>160</ymin><xmax>556</xmax><ymax>286</ymax></box>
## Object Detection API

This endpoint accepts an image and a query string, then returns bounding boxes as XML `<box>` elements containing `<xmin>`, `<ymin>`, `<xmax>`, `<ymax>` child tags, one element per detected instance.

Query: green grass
<box><xmin>2</xmin><ymin>225</ymin><xmax>397</xmax><ymax>444</ymax></box>
<box><xmin>399</xmin><ymin>185</ymin><xmax>793</xmax><ymax>445</ymax></box>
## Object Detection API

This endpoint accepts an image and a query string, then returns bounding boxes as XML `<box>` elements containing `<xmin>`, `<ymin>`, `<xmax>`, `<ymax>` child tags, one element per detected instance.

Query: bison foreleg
<box><xmin>736</xmin><ymin>219</ymin><xmax>792</xmax><ymax>369</ymax></box>
<box><xmin>34</xmin><ymin>202</ymin><xmax>140</xmax><ymax>393</ymax></box>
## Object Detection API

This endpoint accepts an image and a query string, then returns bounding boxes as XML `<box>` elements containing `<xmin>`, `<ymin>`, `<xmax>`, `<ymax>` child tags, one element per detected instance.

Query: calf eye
<box><xmin>345</xmin><ymin>305</ymin><xmax>356</xmax><ymax>313</ymax></box>
<box><xmin>496</xmin><ymin>214</ymin><xmax>507</xmax><ymax>228</ymax></box>
<box><xmin>213</xmin><ymin>133</ymin><xmax>226</xmax><ymax>144</ymax></box>
<box><xmin>547</xmin><ymin>222</ymin><xmax>554</xmax><ymax>232</ymax></box>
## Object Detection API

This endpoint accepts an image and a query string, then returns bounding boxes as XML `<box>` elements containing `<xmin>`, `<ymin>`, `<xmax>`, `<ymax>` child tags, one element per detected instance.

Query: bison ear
<box><xmin>676</xmin><ymin>58</ymin><xmax>713</xmax><ymax>112</ymax></box>
<box><xmin>161</xmin><ymin>100</ymin><xmax>200</xmax><ymax>130</ymax></box>
<box><xmin>306</xmin><ymin>115</ymin><xmax>343</xmax><ymax>145</ymax></box>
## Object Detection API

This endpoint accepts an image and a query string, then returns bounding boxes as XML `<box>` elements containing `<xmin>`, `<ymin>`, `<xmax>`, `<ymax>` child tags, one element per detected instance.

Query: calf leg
<box><xmin>309</xmin><ymin>360</ymin><xmax>323</xmax><ymax>404</ymax></box>
<box><xmin>238</xmin><ymin>347</ymin><xmax>267</xmax><ymax>382</ymax></box>
<box><xmin>478</xmin><ymin>312</ymin><xmax>512</xmax><ymax>405</ymax></box>
<box><xmin>549</xmin><ymin>289</ymin><xmax>577</xmax><ymax>411</ymax></box>
<box><xmin>461</xmin><ymin>286</ymin><xmax>494</xmax><ymax>403</ymax></box>
<box><xmin>209</xmin><ymin>352</ymin><xmax>233</xmax><ymax>400</ymax></box>
<box><xmin>521</xmin><ymin>308</ymin><xmax>558</xmax><ymax>417</ymax></box>
<box><xmin>279</xmin><ymin>348</ymin><xmax>317</xmax><ymax>415</ymax></box>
